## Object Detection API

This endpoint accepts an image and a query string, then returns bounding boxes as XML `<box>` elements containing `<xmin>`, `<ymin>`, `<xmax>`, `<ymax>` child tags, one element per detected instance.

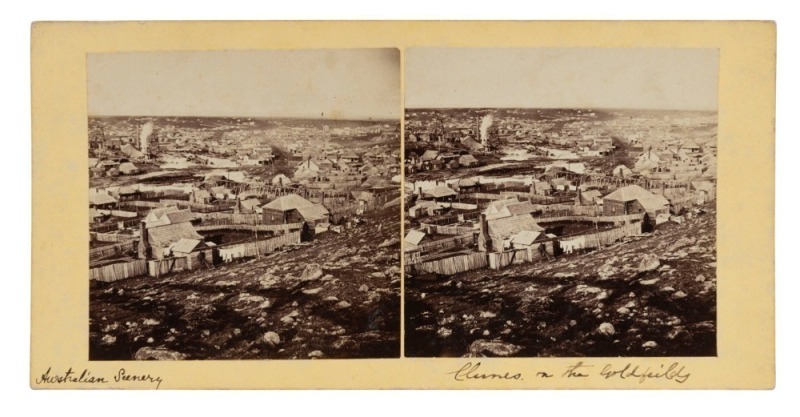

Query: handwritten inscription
<box><xmin>562</xmin><ymin>361</ymin><xmax>592</xmax><ymax>378</ymax></box>
<box><xmin>35</xmin><ymin>367</ymin><xmax>164</xmax><ymax>389</ymax></box>
<box><xmin>36</xmin><ymin>367</ymin><xmax>108</xmax><ymax>385</ymax></box>
<box><xmin>447</xmin><ymin>361</ymin><xmax>691</xmax><ymax>385</ymax></box>
<box><xmin>114</xmin><ymin>368</ymin><xmax>164</xmax><ymax>389</ymax></box>
<box><xmin>448</xmin><ymin>362</ymin><xmax>523</xmax><ymax>381</ymax></box>
<box><xmin>600</xmin><ymin>362</ymin><xmax>691</xmax><ymax>384</ymax></box>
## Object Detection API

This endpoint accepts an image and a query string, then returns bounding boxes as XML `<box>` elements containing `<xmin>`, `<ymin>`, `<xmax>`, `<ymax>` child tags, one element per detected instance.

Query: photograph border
<box><xmin>31</xmin><ymin>20</ymin><xmax>775</xmax><ymax>389</ymax></box>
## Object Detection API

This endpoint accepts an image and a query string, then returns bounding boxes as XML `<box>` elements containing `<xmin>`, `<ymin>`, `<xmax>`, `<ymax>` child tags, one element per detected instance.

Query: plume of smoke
<box><xmin>480</xmin><ymin>114</ymin><xmax>494</xmax><ymax>146</ymax></box>
<box><xmin>139</xmin><ymin>122</ymin><xmax>154</xmax><ymax>155</ymax></box>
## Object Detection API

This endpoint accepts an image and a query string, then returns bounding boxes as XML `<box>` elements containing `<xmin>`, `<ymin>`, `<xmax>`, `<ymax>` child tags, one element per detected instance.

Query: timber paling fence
<box><xmin>90</xmin><ymin>241</ymin><xmax>137</xmax><ymax>261</ymax></box>
<box><xmin>405</xmin><ymin>220</ymin><xmax>644</xmax><ymax>275</ymax></box>
<box><xmin>89</xmin><ymin>231</ymin><xmax>303</xmax><ymax>282</ymax></box>
<box><xmin>89</xmin><ymin>259</ymin><xmax>148</xmax><ymax>283</ymax></box>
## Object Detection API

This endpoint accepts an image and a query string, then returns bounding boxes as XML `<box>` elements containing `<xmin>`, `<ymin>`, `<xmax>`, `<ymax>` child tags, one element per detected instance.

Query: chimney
<box><xmin>138</xmin><ymin>221</ymin><xmax>150</xmax><ymax>259</ymax></box>
<box><xmin>575</xmin><ymin>187</ymin><xmax>582</xmax><ymax>206</ymax></box>
<box><xmin>478</xmin><ymin>213</ymin><xmax>491</xmax><ymax>252</ymax></box>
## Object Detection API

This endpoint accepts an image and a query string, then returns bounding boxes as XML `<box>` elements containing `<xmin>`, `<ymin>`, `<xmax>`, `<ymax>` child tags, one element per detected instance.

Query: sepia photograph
<box><xmin>87</xmin><ymin>49</ymin><xmax>402</xmax><ymax>360</ymax></box>
<box><xmin>404</xmin><ymin>48</ymin><xmax>719</xmax><ymax>357</ymax></box>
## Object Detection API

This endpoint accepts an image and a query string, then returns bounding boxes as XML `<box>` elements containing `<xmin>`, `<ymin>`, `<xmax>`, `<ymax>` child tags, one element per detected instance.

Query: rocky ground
<box><xmin>405</xmin><ymin>204</ymin><xmax>717</xmax><ymax>358</ymax></box>
<box><xmin>90</xmin><ymin>205</ymin><xmax>401</xmax><ymax>360</ymax></box>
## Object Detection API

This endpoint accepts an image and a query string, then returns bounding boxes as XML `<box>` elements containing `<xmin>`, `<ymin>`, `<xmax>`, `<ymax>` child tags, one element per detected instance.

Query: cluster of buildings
<box><xmin>404</xmin><ymin>109</ymin><xmax>716</xmax><ymax>184</ymax></box>
<box><xmin>403</xmin><ymin>109</ymin><xmax>717</xmax><ymax>275</ymax></box>
<box><xmin>89</xmin><ymin>117</ymin><xmax>401</xmax><ymax>281</ymax></box>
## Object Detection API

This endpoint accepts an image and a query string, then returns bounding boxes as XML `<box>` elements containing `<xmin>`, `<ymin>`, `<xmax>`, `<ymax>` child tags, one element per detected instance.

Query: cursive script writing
<box><xmin>448</xmin><ymin>362</ymin><xmax>523</xmax><ymax>382</ymax></box>
<box><xmin>35</xmin><ymin>367</ymin><xmax>164</xmax><ymax>389</ymax></box>
<box><xmin>600</xmin><ymin>362</ymin><xmax>691</xmax><ymax>384</ymax></box>
<box><xmin>114</xmin><ymin>368</ymin><xmax>164</xmax><ymax>389</ymax></box>
<box><xmin>562</xmin><ymin>361</ymin><xmax>592</xmax><ymax>378</ymax></box>
<box><xmin>36</xmin><ymin>367</ymin><xmax>108</xmax><ymax>385</ymax></box>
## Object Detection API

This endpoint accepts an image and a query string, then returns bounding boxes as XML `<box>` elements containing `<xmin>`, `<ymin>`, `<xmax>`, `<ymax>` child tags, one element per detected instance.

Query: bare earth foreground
<box><xmin>90</xmin><ymin>205</ymin><xmax>401</xmax><ymax>360</ymax></box>
<box><xmin>406</xmin><ymin>204</ymin><xmax>717</xmax><ymax>358</ymax></box>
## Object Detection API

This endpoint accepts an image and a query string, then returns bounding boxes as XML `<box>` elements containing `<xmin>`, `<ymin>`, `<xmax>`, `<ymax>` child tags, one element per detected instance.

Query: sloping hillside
<box><xmin>90</xmin><ymin>205</ymin><xmax>401</xmax><ymax>360</ymax></box>
<box><xmin>406</xmin><ymin>205</ymin><xmax>716</xmax><ymax>357</ymax></box>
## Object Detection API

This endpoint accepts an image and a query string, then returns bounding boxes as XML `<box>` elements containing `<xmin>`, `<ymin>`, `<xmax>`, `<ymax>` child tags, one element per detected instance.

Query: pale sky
<box><xmin>405</xmin><ymin>48</ymin><xmax>718</xmax><ymax>111</ymax></box>
<box><xmin>88</xmin><ymin>49</ymin><xmax>400</xmax><ymax>120</ymax></box>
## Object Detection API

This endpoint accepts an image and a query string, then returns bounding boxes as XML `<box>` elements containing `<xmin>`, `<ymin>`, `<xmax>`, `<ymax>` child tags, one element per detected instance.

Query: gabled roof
<box><xmin>603</xmin><ymin>185</ymin><xmax>670</xmax><ymax>212</ymax></box>
<box><xmin>89</xmin><ymin>191</ymin><xmax>117</xmax><ymax>206</ymax></box>
<box><xmin>424</xmin><ymin>185</ymin><xmax>457</xmax><ymax>198</ymax></box>
<box><xmin>420</xmin><ymin>150</ymin><xmax>440</xmax><ymax>161</ymax></box>
<box><xmin>148</xmin><ymin>222</ymin><xmax>203</xmax><ymax>247</ymax></box>
<box><xmin>404</xmin><ymin>230</ymin><xmax>427</xmax><ymax>246</ymax></box>
<box><xmin>118</xmin><ymin>162</ymin><xmax>138</xmax><ymax>173</ymax></box>
<box><xmin>240</xmin><ymin>198</ymin><xmax>262</xmax><ymax>211</ymax></box>
<box><xmin>165</xmin><ymin>210</ymin><xmax>196</xmax><ymax>224</ymax></box>
<box><xmin>581</xmin><ymin>189</ymin><xmax>603</xmax><ymax>201</ymax></box>
<box><xmin>459</xmin><ymin>154</ymin><xmax>479</xmax><ymax>164</ymax></box>
<box><xmin>506</xmin><ymin>201</ymin><xmax>537</xmax><ymax>216</ymax></box>
<box><xmin>691</xmin><ymin>181</ymin><xmax>715</xmax><ymax>192</ymax></box>
<box><xmin>272</xmin><ymin>174</ymin><xmax>293</xmax><ymax>186</ymax></box>
<box><xmin>170</xmin><ymin>238</ymin><xmax>205</xmax><ymax>254</ymax></box>
<box><xmin>486</xmin><ymin>198</ymin><xmax>519</xmax><ymax>213</ymax></box>
<box><xmin>511</xmin><ymin>230</ymin><xmax>543</xmax><ymax>246</ymax></box>
<box><xmin>263</xmin><ymin>194</ymin><xmax>315</xmax><ymax>212</ymax></box>
<box><xmin>487</xmin><ymin>215</ymin><xmax>544</xmax><ymax>241</ymax></box>
<box><xmin>296</xmin><ymin>205</ymin><xmax>330</xmax><ymax>222</ymax></box>
<box><xmin>120</xmin><ymin>144</ymin><xmax>145</xmax><ymax>159</ymax></box>
<box><xmin>458</xmin><ymin>177</ymin><xmax>479</xmax><ymax>187</ymax></box>
<box><xmin>461</xmin><ymin>137</ymin><xmax>482</xmax><ymax>150</ymax></box>
<box><xmin>118</xmin><ymin>185</ymin><xmax>139</xmax><ymax>195</ymax></box>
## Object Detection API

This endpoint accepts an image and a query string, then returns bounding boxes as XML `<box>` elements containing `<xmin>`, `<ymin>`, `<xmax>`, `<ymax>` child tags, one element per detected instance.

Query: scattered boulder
<box><xmin>331</xmin><ymin>337</ymin><xmax>360</xmax><ymax>353</ymax></box>
<box><xmin>639</xmin><ymin>278</ymin><xmax>660</xmax><ymax>286</ymax></box>
<box><xmin>378</xmin><ymin>237</ymin><xmax>400</xmax><ymax>248</ymax></box>
<box><xmin>358</xmin><ymin>284</ymin><xmax>369</xmax><ymax>292</ymax></box>
<box><xmin>642</xmin><ymin>341</ymin><xmax>658</xmax><ymax>349</ymax></box>
<box><xmin>637</xmin><ymin>254</ymin><xmax>660</xmax><ymax>272</ymax></box>
<box><xmin>437</xmin><ymin>327</ymin><xmax>453</xmax><ymax>338</ymax></box>
<box><xmin>597</xmin><ymin>263</ymin><xmax>618</xmax><ymax>280</ymax></box>
<box><xmin>672</xmin><ymin>291</ymin><xmax>688</xmax><ymax>299</ymax></box>
<box><xmin>302</xmin><ymin>287</ymin><xmax>323</xmax><ymax>295</ymax></box>
<box><xmin>335</xmin><ymin>301</ymin><xmax>352</xmax><ymax>309</ymax></box>
<box><xmin>262</xmin><ymin>331</ymin><xmax>281</xmax><ymax>348</ymax></box>
<box><xmin>308</xmin><ymin>350</ymin><xmax>324</xmax><ymax>359</ymax></box>
<box><xmin>598</xmin><ymin>322</ymin><xmax>616</xmax><ymax>336</ymax></box>
<box><xmin>301</xmin><ymin>264</ymin><xmax>323</xmax><ymax>281</ymax></box>
<box><xmin>133</xmin><ymin>347</ymin><xmax>188</xmax><ymax>360</ymax></box>
<box><xmin>101</xmin><ymin>334</ymin><xmax>117</xmax><ymax>345</ymax></box>
<box><xmin>468</xmin><ymin>340</ymin><xmax>522</xmax><ymax>357</ymax></box>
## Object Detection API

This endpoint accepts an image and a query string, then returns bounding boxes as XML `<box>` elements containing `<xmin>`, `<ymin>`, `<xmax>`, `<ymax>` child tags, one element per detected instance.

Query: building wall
<box><xmin>262</xmin><ymin>208</ymin><xmax>286</xmax><ymax>224</ymax></box>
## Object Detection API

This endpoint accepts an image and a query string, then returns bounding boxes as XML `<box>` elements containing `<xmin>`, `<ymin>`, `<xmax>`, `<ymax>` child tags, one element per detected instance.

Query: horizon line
<box><xmin>88</xmin><ymin>114</ymin><xmax>400</xmax><ymax>123</ymax></box>
<box><xmin>404</xmin><ymin>106</ymin><xmax>718</xmax><ymax>113</ymax></box>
